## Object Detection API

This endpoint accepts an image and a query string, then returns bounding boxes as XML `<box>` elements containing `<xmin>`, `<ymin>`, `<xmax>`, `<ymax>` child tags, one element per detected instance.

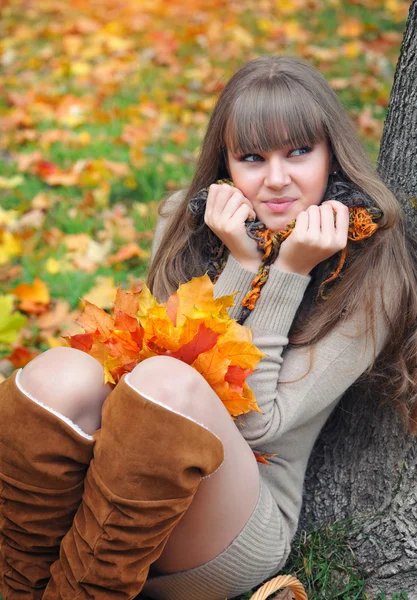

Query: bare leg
<box><xmin>126</xmin><ymin>355</ymin><xmax>260</xmax><ymax>573</ymax></box>
<box><xmin>19</xmin><ymin>346</ymin><xmax>112</xmax><ymax>434</ymax></box>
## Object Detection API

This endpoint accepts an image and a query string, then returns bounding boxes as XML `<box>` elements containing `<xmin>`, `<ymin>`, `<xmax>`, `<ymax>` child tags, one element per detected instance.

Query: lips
<box><xmin>263</xmin><ymin>198</ymin><xmax>296</xmax><ymax>213</ymax></box>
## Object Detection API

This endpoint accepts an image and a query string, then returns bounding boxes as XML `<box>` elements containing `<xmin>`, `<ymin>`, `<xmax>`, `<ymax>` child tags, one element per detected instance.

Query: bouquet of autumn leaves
<box><xmin>67</xmin><ymin>274</ymin><xmax>265</xmax><ymax>420</ymax></box>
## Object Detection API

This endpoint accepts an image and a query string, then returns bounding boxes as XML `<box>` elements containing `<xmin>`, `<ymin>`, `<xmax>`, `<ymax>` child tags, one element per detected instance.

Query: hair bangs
<box><xmin>225</xmin><ymin>81</ymin><xmax>326</xmax><ymax>155</ymax></box>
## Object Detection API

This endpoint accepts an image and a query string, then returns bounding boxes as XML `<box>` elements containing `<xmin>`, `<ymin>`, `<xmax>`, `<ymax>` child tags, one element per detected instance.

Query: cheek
<box><xmin>304</xmin><ymin>163</ymin><xmax>329</xmax><ymax>200</ymax></box>
<box><xmin>230</xmin><ymin>166</ymin><xmax>260</xmax><ymax>194</ymax></box>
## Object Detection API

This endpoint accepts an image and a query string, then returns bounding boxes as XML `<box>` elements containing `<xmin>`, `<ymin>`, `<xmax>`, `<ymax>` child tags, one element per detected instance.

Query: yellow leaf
<box><xmin>175</xmin><ymin>273</ymin><xmax>216</xmax><ymax>326</ymax></box>
<box><xmin>344</xmin><ymin>41</ymin><xmax>362</xmax><ymax>59</ymax></box>
<box><xmin>104</xmin><ymin>359</ymin><xmax>116</xmax><ymax>385</ymax></box>
<box><xmin>0</xmin><ymin>230</ymin><xmax>22</xmax><ymax>265</ymax></box>
<box><xmin>142</xmin><ymin>316</ymin><xmax>180</xmax><ymax>352</ymax></box>
<box><xmin>0</xmin><ymin>295</ymin><xmax>27</xmax><ymax>345</ymax></box>
<box><xmin>71</xmin><ymin>61</ymin><xmax>91</xmax><ymax>76</ymax></box>
<box><xmin>217</xmin><ymin>339</ymin><xmax>265</xmax><ymax>369</ymax></box>
<box><xmin>137</xmin><ymin>284</ymin><xmax>161</xmax><ymax>323</ymax></box>
<box><xmin>0</xmin><ymin>175</ymin><xmax>24</xmax><ymax>189</ymax></box>
<box><xmin>45</xmin><ymin>257</ymin><xmax>73</xmax><ymax>274</ymax></box>
<box><xmin>0</xmin><ymin>208</ymin><xmax>20</xmax><ymax>226</ymax></box>
<box><xmin>78</xmin><ymin>131</ymin><xmax>92</xmax><ymax>145</ymax></box>
<box><xmin>46</xmin><ymin>335</ymin><xmax>69</xmax><ymax>348</ymax></box>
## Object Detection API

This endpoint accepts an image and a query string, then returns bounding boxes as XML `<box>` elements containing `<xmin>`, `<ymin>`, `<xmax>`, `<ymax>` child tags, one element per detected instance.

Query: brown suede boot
<box><xmin>43</xmin><ymin>374</ymin><xmax>224</xmax><ymax>599</ymax></box>
<box><xmin>0</xmin><ymin>371</ymin><xmax>94</xmax><ymax>599</ymax></box>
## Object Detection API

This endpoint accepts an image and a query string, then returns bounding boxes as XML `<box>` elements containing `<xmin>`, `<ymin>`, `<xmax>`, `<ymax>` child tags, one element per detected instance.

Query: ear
<box><xmin>326</xmin><ymin>145</ymin><xmax>339</xmax><ymax>174</ymax></box>
<box><xmin>329</xmin><ymin>160</ymin><xmax>340</xmax><ymax>175</ymax></box>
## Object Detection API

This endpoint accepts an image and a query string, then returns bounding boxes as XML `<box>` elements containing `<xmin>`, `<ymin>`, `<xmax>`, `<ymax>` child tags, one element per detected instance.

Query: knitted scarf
<box><xmin>189</xmin><ymin>177</ymin><xmax>382</xmax><ymax>325</ymax></box>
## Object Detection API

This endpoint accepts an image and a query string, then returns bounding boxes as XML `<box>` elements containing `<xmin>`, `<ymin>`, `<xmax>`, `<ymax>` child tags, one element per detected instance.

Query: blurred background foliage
<box><xmin>0</xmin><ymin>0</ymin><xmax>410</xmax><ymax>362</ymax></box>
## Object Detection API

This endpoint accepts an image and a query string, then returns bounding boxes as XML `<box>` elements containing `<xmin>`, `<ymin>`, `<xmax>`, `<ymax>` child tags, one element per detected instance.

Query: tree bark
<box><xmin>378</xmin><ymin>0</ymin><xmax>417</xmax><ymax>230</ymax></box>
<box><xmin>299</xmin><ymin>2</ymin><xmax>417</xmax><ymax>597</ymax></box>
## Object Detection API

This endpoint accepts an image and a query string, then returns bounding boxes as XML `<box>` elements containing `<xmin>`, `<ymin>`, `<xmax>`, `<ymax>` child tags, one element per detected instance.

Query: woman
<box><xmin>1</xmin><ymin>56</ymin><xmax>416</xmax><ymax>600</ymax></box>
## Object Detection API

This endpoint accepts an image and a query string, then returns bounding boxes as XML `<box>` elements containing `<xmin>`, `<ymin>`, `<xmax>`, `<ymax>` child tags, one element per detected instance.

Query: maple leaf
<box><xmin>76</xmin><ymin>300</ymin><xmax>114</xmax><ymax>339</ymax></box>
<box><xmin>67</xmin><ymin>332</ymin><xmax>94</xmax><ymax>353</ymax></box>
<box><xmin>169</xmin><ymin>323</ymin><xmax>219</xmax><ymax>364</ymax></box>
<box><xmin>225</xmin><ymin>364</ymin><xmax>255</xmax><ymax>390</ymax></box>
<box><xmin>137</xmin><ymin>284</ymin><xmax>162</xmax><ymax>324</ymax></box>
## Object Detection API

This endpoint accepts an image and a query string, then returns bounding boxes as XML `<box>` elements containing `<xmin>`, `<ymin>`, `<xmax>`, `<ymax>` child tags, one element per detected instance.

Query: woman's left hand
<box><xmin>274</xmin><ymin>200</ymin><xmax>349</xmax><ymax>276</ymax></box>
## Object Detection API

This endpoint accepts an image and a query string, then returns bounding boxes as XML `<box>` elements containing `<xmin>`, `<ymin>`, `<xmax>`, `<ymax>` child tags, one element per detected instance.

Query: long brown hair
<box><xmin>147</xmin><ymin>56</ymin><xmax>417</xmax><ymax>433</ymax></box>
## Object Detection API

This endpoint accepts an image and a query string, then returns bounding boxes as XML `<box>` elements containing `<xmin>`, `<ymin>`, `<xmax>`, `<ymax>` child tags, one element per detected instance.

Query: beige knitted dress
<box><xmin>142</xmin><ymin>192</ymin><xmax>389</xmax><ymax>600</ymax></box>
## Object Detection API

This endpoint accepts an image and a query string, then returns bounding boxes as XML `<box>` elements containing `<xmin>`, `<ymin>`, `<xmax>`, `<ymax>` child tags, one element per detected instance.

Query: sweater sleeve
<box><xmin>234</xmin><ymin>275</ymin><xmax>390</xmax><ymax>449</ymax></box>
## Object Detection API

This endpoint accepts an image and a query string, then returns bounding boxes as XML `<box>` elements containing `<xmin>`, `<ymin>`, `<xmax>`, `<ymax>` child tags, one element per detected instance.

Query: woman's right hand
<box><xmin>204</xmin><ymin>183</ymin><xmax>261</xmax><ymax>272</ymax></box>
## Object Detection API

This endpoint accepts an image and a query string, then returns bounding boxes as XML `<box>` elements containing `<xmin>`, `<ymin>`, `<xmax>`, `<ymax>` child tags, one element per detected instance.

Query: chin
<box><xmin>264</xmin><ymin>217</ymin><xmax>291</xmax><ymax>232</ymax></box>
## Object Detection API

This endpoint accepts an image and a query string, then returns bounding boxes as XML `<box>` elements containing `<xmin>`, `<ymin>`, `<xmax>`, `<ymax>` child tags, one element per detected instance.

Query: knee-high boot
<box><xmin>43</xmin><ymin>374</ymin><xmax>224</xmax><ymax>599</ymax></box>
<box><xmin>0</xmin><ymin>371</ymin><xmax>94</xmax><ymax>599</ymax></box>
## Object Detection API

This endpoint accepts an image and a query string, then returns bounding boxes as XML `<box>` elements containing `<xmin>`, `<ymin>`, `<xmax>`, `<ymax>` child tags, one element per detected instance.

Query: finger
<box><xmin>205</xmin><ymin>184</ymin><xmax>233</xmax><ymax>221</ymax></box>
<box><xmin>323</xmin><ymin>200</ymin><xmax>349</xmax><ymax>244</ymax></box>
<box><xmin>293</xmin><ymin>210</ymin><xmax>309</xmax><ymax>234</ymax></box>
<box><xmin>220</xmin><ymin>192</ymin><xmax>254</xmax><ymax>221</ymax></box>
<box><xmin>223</xmin><ymin>203</ymin><xmax>255</xmax><ymax>232</ymax></box>
<box><xmin>306</xmin><ymin>204</ymin><xmax>321</xmax><ymax>232</ymax></box>
<box><xmin>319</xmin><ymin>203</ymin><xmax>336</xmax><ymax>238</ymax></box>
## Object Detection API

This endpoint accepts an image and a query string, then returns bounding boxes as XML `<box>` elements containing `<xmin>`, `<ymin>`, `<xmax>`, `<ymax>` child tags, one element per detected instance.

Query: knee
<box><xmin>127</xmin><ymin>356</ymin><xmax>226</xmax><ymax>431</ymax></box>
<box><xmin>19</xmin><ymin>347</ymin><xmax>110</xmax><ymax>421</ymax></box>
<box><xmin>128</xmin><ymin>356</ymin><xmax>203</xmax><ymax>404</ymax></box>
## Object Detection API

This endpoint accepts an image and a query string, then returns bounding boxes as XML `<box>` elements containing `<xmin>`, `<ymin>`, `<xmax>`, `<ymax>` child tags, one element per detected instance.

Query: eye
<box><xmin>289</xmin><ymin>146</ymin><xmax>312</xmax><ymax>157</ymax></box>
<box><xmin>240</xmin><ymin>153</ymin><xmax>264</xmax><ymax>162</ymax></box>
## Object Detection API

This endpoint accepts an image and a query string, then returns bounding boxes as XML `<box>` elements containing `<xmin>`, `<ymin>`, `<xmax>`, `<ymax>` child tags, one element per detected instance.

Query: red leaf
<box><xmin>6</xmin><ymin>346</ymin><xmax>41</xmax><ymax>368</ymax></box>
<box><xmin>131</xmin><ymin>326</ymin><xmax>145</xmax><ymax>346</ymax></box>
<box><xmin>67</xmin><ymin>332</ymin><xmax>94</xmax><ymax>352</ymax></box>
<box><xmin>225</xmin><ymin>365</ymin><xmax>254</xmax><ymax>391</ymax></box>
<box><xmin>169</xmin><ymin>323</ymin><xmax>219</xmax><ymax>364</ymax></box>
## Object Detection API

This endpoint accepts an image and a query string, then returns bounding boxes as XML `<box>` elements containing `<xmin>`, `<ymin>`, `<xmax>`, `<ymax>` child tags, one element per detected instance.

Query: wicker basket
<box><xmin>249</xmin><ymin>574</ymin><xmax>308</xmax><ymax>600</ymax></box>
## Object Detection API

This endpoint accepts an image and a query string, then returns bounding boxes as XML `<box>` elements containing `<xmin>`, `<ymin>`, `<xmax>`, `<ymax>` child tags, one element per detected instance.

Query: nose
<box><xmin>264</xmin><ymin>156</ymin><xmax>291</xmax><ymax>189</ymax></box>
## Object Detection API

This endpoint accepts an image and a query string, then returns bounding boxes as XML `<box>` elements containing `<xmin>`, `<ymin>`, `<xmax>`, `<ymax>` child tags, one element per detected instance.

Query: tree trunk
<box><xmin>299</xmin><ymin>2</ymin><xmax>417</xmax><ymax>597</ymax></box>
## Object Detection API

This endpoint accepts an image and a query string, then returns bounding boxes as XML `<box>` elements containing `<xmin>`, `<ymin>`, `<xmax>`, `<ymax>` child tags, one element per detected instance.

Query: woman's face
<box><xmin>226</xmin><ymin>140</ymin><xmax>331</xmax><ymax>232</ymax></box>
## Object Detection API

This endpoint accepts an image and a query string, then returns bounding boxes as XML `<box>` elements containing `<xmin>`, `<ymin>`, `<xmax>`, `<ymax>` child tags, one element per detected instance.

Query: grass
<box><xmin>234</xmin><ymin>519</ymin><xmax>410</xmax><ymax>599</ymax></box>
